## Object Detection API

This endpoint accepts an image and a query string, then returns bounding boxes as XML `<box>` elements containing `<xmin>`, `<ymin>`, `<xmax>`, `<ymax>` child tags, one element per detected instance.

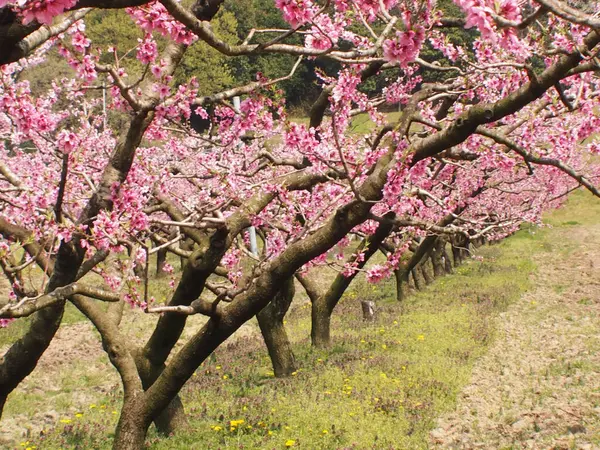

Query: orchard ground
<box><xmin>1</xmin><ymin>190</ymin><xmax>599</xmax><ymax>449</ymax></box>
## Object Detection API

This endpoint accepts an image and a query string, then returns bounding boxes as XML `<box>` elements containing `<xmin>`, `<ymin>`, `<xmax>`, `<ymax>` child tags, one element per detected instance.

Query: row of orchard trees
<box><xmin>1</xmin><ymin>0</ymin><xmax>600</xmax><ymax>448</ymax></box>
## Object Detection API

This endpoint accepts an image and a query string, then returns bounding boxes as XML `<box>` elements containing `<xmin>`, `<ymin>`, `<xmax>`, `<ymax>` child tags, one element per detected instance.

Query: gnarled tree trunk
<box><xmin>257</xmin><ymin>278</ymin><xmax>296</xmax><ymax>377</ymax></box>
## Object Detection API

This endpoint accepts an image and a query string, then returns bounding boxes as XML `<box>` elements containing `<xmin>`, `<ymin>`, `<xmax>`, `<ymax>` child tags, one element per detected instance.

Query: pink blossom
<box><xmin>136</xmin><ymin>36</ymin><xmax>158</xmax><ymax>65</ymax></box>
<box><xmin>57</xmin><ymin>129</ymin><xmax>78</xmax><ymax>153</ymax></box>
<box><xmin>275</xmin><ymin>0</ymin><xmax>317</xmax><ymax>27</ymax></box>
<box><xmin>383</xmin><ymin>28</ymin><xmax>425</xmax><ymax>66</ymax></box>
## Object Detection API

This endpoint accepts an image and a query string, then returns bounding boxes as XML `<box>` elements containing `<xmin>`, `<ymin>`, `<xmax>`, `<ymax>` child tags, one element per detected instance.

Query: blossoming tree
<box><xmin>0</xmin><ymin>0</ymin><xmax>599</xmax><ymax>447</ymax></box>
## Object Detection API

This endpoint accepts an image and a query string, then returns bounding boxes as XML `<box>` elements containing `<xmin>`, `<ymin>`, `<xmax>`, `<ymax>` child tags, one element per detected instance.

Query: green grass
<box><xmin>10</xmin><ymin>190</ymin><xmax>600</xmax><ymax>449</ymax></box>
<box><xmin>30</xmin><ymin>213</ymin><xmax>551</xmax><ymax>449</ymax></box>
<box><xmin>0</xmin><ymin>304</ymin><xmax>87</xmax><ymax>348</ymax></box>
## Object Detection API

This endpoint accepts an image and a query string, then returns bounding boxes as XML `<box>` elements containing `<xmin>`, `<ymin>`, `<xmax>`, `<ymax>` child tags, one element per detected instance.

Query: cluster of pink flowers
<box><xmin>0</xmin><ymin>0</ymin><xmax>78</xmax><ymax>24</ymax></box>
<box><xmin>127</xmin><ymin>2</ymin><xmax>197</xmax><ymax>45</ymax></box>
<box><xmin>383</xmin><ymin>27</ymin><xmax>425</xmax><ymax>66</ymax></box>
<box><xmin>274</xmin><ymin>0</ymin><xmax>317</xmax><ymax>27</ymax></box>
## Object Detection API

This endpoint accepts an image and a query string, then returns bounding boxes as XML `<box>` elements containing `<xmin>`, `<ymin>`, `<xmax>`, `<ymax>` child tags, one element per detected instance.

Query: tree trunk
<box><xmin>431</xmin><ymin>240</ymin><xmax>445</xmax><ymax>277</ymax></box>
<box><xmin>112</xmin><ymin>399</ymin><xmax>151</xmax><ymax>450</ymax></box>
<box><xmin>420</xmin><ymin>261</ymin><xmax>433</xmax><ymax>284</ymax></box>
<box><xmin>256</xmin><ymin>278</ymin><xmax>296</xmax><ymax>377</ymax></box>
<box><xmin>0</xmin><ymin>241</ymin><xmax>80</xmax><ymax>419</ymax></box>
<box><xmin>452</xmin><ymin>236</ymin><xmax>464</xmax><ymax>266</ymax></box>
<box><xmin>442</xmin><ymin>243</ymin><xmax>453</xmax><ymax>273</ymax></box>
<box><xmin>394</xmin><ymin>269</ymin><xmax>408</xmax><ymax>302</ymax></box>
<box><xmin>311</xmin><ymin>297</ymin><xmax>331</xmax><ymax>349</ymax></box>
<box><xmin>156</xmin><ymin>247</ymin><xmax>167</xmax><ymax>278</ymax></box>
<box><xmin>412</xmin><ymin>268</ymin><xmax>422</xmax><ymax>290</ymax></box>
<box><xmin>179</xmin><ymin>238</ymin><xmax>194</xmax><ymax>271</ymax></box>
<box><xmin>133</xmin><ymin>352</ymin><xmax>188</xmax><ymax>435</ymax></box>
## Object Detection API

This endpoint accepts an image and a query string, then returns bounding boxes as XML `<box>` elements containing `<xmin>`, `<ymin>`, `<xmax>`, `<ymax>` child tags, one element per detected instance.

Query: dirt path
<box><xmin>430</xmin><ymin>223</ymin><xmax>600</xmax><ymax>449</ymax></box>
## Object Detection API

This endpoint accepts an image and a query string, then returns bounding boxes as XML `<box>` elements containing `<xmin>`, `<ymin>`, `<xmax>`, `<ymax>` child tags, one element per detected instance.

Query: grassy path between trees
<box><xmin>1</xmin><ymin>192</ymin><xmax>599</xmax><ymax>449</ymax></box>
<box><xmin>431</xmin><ymin>192</ymin><xmax>600</xmax><ymax>449</ymax></box>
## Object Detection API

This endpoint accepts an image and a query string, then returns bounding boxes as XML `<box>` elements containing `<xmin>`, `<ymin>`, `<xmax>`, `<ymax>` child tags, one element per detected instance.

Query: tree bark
<box><xmin>156</xmin><ymin>247</ymin><xmax>167</xmax><ymax>278</ymax></box>
<box><xmin>420</xmin><ymin>261</ymin><xmax>433</xmax><ymax>284</ymax></box>
<box><xmin>431</xmin><ymin>239</ymin><xmax>445</xmax><ymax>277</ymax></box>
<box><xmin>412</xmin><ymin>268</ymin><xmax>422</xmax><ymax>290</ymax></box>
<box><xmin>257</xmin><ymin>278</ymin><xmax>296</xmax><ymax>377</ymax></box>
<box><xmin>113</xmin><ymin>398</ymin><xmax>152</xmax><ymax>450</ymax></box>
<box><xmin>442</xmin><ymin>242</ymin><xmax>453</xmax><ymax>273</ymax></box>
<box><xmin>133</xmin><ymin>352</ymin><xmax>189</xmax><ymax>434</ymax></box>
<box><xmin>394</xmin><ymin>268</ymin><xmax>408</xmax><ymax>302</ymax></box>
<box><xmin>310</xmin><ymin>296</ymin><xmax>332</xmax><ymax>349</ymax></box>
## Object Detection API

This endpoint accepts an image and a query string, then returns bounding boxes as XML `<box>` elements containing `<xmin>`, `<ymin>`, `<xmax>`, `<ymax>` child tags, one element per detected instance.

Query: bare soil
<box><xmin>431</xmin><ymin>223</ymin><xmax>600</xmax><ymax>449</ymax></box>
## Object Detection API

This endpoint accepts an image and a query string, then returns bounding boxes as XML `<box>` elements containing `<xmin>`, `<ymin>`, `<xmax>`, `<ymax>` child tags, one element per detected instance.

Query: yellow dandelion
<box><xmin>60</xmin><ymin>418</ymin><xmax>72</xmax><ymax>424</ymax></box>
<box><xmin>322</xmin><ymin>429</ymin><xmax>328</xmax><ymax>434</ymax></box>
<box><xmin>417</xmin><ymin>334</ymin><xmax>425</xmax><ymax>341</ymax></box>
<box><xmin>75</xmin><ymin>413</ymin><xmax>83</xmax><ymax>418</ymax></box>
<box><xmin>285</xmin><ymin>439</ymin><xmax>296</xmax><ymax>447</ymax></box>
<box><xmin>222</xmin><ymin>375</ymin><xmax>229</xmax><ymax>380</ymax></box>
<box><xmin>381</xmin><ymin>344</ymin><xmax>387</xmax><ymax>350</ymax></box>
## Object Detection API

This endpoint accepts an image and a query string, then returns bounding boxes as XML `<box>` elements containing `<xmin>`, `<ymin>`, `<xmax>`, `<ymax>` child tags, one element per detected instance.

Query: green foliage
<box><xmin>174</xmin><ymin>11</ymin><xmax>239</xmax><ymax>94</ymax></box>
<box><xmin>86</xmin><ymin>8</ymin><xmax>144</xmax><ymax>67</ymax></box>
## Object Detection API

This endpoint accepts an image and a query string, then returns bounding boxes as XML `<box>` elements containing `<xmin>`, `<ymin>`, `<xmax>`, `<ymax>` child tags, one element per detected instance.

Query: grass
<box><xmin>0</xmin><ymin>304</ymin><xmax>87</xmax><ymax>348</ymax></box>
<box><xmin>27</xmin><ymin>211</ymin><xmax>552</xmax><ymax>449</ymax></box>
<box><xmin>7</xmin><ymin>190</ymin><xmax>600</xmax><ymax>449</ymax></box>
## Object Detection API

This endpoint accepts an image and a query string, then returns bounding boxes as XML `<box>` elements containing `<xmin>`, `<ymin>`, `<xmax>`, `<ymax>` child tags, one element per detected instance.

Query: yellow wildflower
<box><xmin>75</xmin><ymin>413</ymin><xmax>83</xmax><ymax>418</ymax></box>
<box><xmin>60</xmin><ymin>418</ymin><xmax>72</xmax><ymax>424</ymax></box>
<box><xmin>230</xmin><ymin>419</ymin><xmax>245</xmax><ymax>427</ymax></box>
<box><xmin>285</xmin><ymin>439</ymin><xmax>296</xmax><ymax>447</ymax></box>
<box><xmin>417</xmin><ymin>334</ymin><xmax>425</xmax><ymax>341</ymax></box>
